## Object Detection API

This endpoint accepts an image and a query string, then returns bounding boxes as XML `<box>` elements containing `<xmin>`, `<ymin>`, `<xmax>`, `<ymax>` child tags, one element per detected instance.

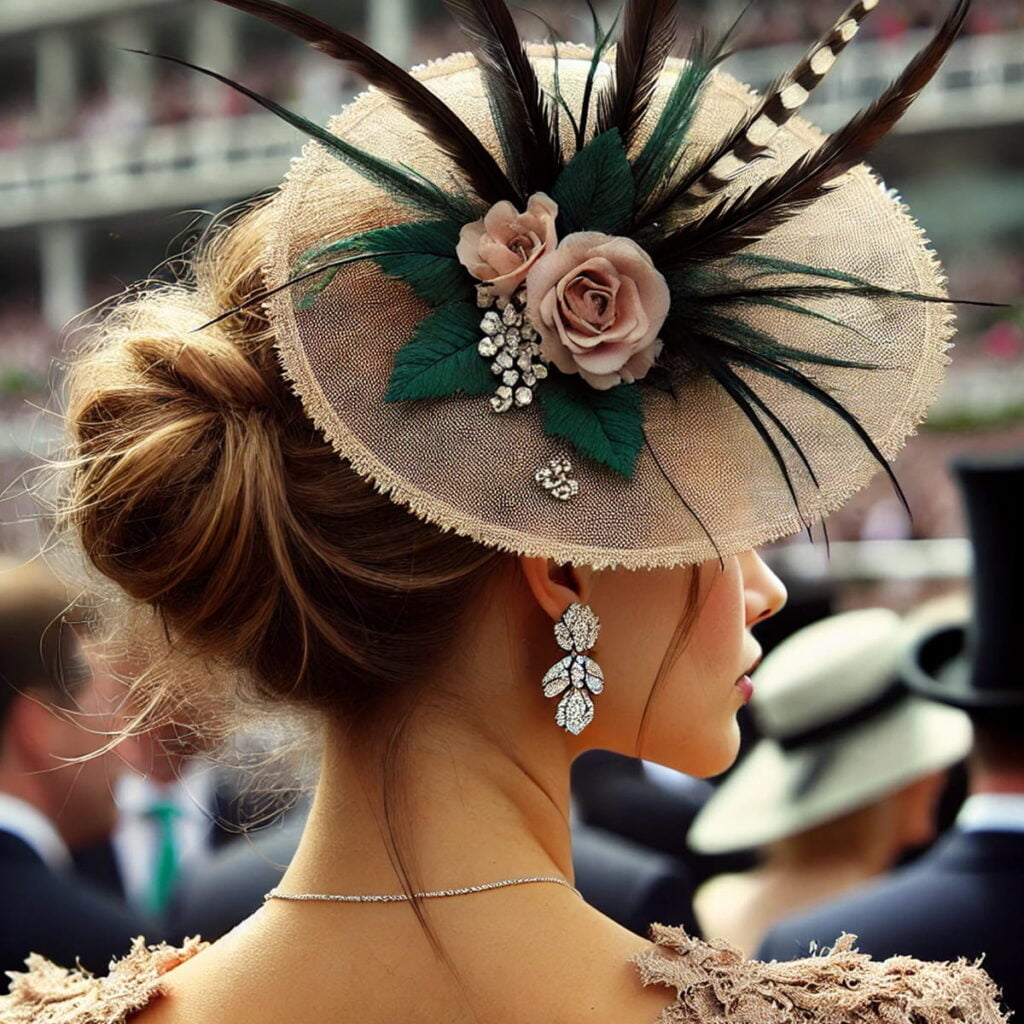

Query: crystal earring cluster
<box><xmin>477</xmin><ymin>286</ymin><xmax>549</xmax><ymax>413</ymax></box>
<box><xmin>542</xmin><ymin>603</ymin><xmax>604</xmax><ymax>735</ymax></box>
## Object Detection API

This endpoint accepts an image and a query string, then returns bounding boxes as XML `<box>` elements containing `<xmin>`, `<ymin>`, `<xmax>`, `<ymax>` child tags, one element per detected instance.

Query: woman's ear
<box><xmin>519</xmin><ymin>556</ymin><xmax>592</xmax><ymax>622</ymax></box>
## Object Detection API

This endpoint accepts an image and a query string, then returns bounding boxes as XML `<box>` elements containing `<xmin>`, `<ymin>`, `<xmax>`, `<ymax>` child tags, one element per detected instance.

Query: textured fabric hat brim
<box><xmin>687</xmin><ymin>697</ymin><xmax>971</xmax><ymax>854</ymax></box>
<box><xmin>264</xmin><ymin>47</ymin><xmax>952</xmax><ymax>570</ymax></box>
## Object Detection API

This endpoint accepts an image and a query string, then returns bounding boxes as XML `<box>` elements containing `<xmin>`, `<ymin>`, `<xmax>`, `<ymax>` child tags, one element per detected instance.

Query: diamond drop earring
<box><xmin>542</xmin><ymin>603</ymin><xmax>604</xmax><ymax>735</ymax></box>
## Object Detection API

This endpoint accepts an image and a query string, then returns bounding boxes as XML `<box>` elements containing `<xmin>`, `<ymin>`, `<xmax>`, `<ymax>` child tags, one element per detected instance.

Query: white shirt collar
<box><xmin>956</xmin><ymin>792</ymin><xmax>1024</xmax><ymax>834</ymax></box>
<box><xmin>115</xmin><ymin>760</ymin><xmax>217</xmax><ymax>824</ymax></box>
<box><xmin>0</xmin><ymin>793</ymin><xmax>71</xmax><ymax>869</ymax></box>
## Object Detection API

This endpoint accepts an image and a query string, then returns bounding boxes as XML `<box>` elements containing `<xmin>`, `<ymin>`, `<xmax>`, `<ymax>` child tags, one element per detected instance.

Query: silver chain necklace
<box><xmin>264</xmin><ymin>875</ymin><xmax>581</xmax><ymax>904</ymax></box>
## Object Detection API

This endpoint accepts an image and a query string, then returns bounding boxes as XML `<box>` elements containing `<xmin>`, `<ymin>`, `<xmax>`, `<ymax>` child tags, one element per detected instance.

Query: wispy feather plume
<box><xmin>649</xmin><ymin>0</ymin><xmax>970</xmax><ymax>269</ymax></box>
<box><xmin>443</xmin><ymin>0</ymin><xmax>562</xmax><ymax>193</ymax></box>
<box><xmin>595</xmin><ymin>0</ymin><xmax>678</xmax><ymax>151</ymax></box>
<box><xmin>213</xmin><ymin>0</ymin><xmax>520</xmax><ymax>207</ymax></box>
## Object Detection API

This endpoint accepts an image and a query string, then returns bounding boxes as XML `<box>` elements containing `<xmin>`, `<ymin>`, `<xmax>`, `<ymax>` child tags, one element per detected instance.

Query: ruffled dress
<box><xmin>0</xmin><ymin>926</ymin><xmax>1006</xmax><ymax>1024</ymax></box>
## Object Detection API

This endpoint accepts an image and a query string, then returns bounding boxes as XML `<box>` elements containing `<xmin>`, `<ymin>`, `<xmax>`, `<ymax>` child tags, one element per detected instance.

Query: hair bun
<box><xmin>128</xmin><ymin>324</ymin><xmax>276</xmax><ymax>415</ymax></box>
<box><xmin>68</xmin><ymin>288</ymin><xmax>286</xmax><ymax>643</ymax></box>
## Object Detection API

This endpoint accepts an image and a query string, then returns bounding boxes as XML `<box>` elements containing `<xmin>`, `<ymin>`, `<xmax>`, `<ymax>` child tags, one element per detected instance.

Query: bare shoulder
<box><xmin>0</xmin><ymin>938</ymin><xmax>205</xmax><ymax>1024</ymax></box>
<box><xmin>11</xmin><ymin>918</ymin><xmax>1006</xmax><ymax>1024</ymax></box>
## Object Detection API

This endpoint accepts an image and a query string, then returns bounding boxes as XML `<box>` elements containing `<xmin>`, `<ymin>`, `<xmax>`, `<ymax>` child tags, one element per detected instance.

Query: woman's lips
<box><xmin>735</xmin><ymin>653</ymin><xmax>761</xmax><ymax>703</ymax></box>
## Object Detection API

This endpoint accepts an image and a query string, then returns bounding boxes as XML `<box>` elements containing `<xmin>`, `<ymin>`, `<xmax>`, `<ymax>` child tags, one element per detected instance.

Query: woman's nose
<box><xmin>739</xmin><ymin>550</ymin><xmax>787</xmax><ymax>626</ymax></box>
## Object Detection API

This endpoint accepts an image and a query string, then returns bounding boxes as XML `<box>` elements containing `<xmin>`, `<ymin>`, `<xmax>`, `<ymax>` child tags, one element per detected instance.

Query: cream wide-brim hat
<box><xmin>688</xmin><ymin>608</ymin><xmax>972</xmax><ymax>854</ymax></box>
<box><xmin>264</xmin><ymin>48</ymin><xmax>952</xmax><ymax>571</ymax></box>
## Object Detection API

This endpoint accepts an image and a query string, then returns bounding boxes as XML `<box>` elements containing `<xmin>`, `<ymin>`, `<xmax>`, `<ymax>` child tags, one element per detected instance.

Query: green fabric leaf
<box><xmin>385</xmin><ymin>301</ymin><xmax>494</xmax><ymax>402</ymax></box>
<box><xmin>538</xmin><ymin>372</ymin><xmax>645</xmax><ymax>479</ymax></box>
<box><xmin>552</xmin><ymin>129</ymin><xmax>635</xmax><ymax>235</ymax></box>
<box><xmin>303</xmin><ymin>220</ymin><xmax>473</xmax><ymax>306</ymax></box>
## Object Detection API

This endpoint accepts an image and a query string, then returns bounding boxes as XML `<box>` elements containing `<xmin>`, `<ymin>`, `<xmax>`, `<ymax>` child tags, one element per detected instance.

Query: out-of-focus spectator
<box><xmin>688</xmin><ymin>608</ymin><xmax>971</xmax><ymax>957</ymax></box>
<box><xmin>757</xmin><ymin>456</ymin><xmax>1024</xmax><ymax>1017</ymax></box>
<box><xmin>0</xmin><ymin>559</ymin><xmax>149</xmax><ymax>982</ymax></box>
<box><xmin>75</xmin><ymin>710</ymin><xmax>296</xmax><ymax>930</ymax></box>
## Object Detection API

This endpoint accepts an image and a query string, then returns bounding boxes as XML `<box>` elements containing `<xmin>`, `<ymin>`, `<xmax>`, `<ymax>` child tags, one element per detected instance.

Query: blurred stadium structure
<box><xmin>0</xmin><ymin>0</ymin><xmax>1021</xmax><ymax>583</ymax></box>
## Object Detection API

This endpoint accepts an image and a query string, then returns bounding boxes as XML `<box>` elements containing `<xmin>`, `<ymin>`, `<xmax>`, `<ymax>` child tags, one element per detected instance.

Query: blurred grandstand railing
<box><xmin>767</xmin><ymin>539</ymin><xmax>971</xmax><ymax>582</ymax></box>
<box><xmin>0</xmin><ymin>114</ymin><xmax>296</xmax><ymax>230</ymax></box>
<box><xmin>1</xmin><ymin>29</ymin><xmax>1022</xmax><ymax>230</ymax></box>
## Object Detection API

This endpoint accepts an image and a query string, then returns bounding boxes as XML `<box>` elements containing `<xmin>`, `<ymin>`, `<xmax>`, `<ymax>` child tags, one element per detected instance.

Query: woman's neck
<box><xmin>281</xmin><ymin>706</ymin><xmax>577</xmax><ymax>899</ymax></box>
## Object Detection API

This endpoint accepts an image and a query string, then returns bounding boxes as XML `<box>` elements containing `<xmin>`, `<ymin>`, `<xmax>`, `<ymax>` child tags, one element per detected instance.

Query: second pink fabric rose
<box><xmin>525</xmin><ymin>232</ymin><xmax>670</xmax><ymax>391</ymax></box>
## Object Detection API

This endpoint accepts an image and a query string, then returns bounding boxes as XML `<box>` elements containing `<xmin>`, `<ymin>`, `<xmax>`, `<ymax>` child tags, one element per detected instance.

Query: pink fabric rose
<box><xmin>456</xmin><ymin>192</ymin><xmax>559</xmax><ymax>299</ymax></box>
<box><xmin>525</xmin><ymin>232</ymin><xmax>670</xmax><ymax>390</ymax></box>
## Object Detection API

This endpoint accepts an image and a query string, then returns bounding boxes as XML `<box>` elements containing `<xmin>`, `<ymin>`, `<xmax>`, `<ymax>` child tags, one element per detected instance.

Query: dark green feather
<box><xmin>129</xmin><ymin>50</ymin><xmax>474</xmax><ymax>222</ymax></box>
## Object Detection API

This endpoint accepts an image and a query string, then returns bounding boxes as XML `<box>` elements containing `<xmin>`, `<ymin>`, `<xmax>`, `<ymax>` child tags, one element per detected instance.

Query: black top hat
<box><xmin>903</xmin><ymin>452</ymin><xmax>1024</xmax><ymax>709</ymax></box>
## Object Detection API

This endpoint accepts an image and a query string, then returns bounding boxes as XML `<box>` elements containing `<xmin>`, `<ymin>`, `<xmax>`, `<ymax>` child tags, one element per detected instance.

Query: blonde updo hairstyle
<box><xmin>57</xmin><ymin>192</ymin><xmax>704</xmax><ymax>949</ymax></box>
<box><xmin>62</xmin><ymin>199</ymin><xmax>509</xmax><ymax>736</ymax></box>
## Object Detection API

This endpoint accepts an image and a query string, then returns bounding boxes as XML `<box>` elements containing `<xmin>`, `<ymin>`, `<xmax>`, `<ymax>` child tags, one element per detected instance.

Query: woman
<box><xmin>0</xmin><ymin>0</ymin><xmax>1005</xmax><ymax>1021</ymax></box>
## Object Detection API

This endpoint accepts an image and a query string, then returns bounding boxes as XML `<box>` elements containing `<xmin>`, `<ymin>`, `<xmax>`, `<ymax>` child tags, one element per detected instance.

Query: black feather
<box><xmin>642</xmin><ymin>428</ymin><xmax>725</xmax><ymax>565</ymax></box>
<box><xmin>577</xmin><ymin>1</ymin><xmax>622</xmax><ymax>151</ymax></box>
<box><xmin>195</xmin><ymin>250</ymin><xmax>394</xmax><ymax>331</ymax></box>
<box><xmin>130</xmin><ymin>50</ymin><xmax>472</xmax><ymax>221</ymax></box>
<box><xmin>694</xmin><ymin>346</ymin><xmax>813</xmax><ymax>535</ymax></box>
<box><xmin>213</xmin><ymin>0</ymin><xmax>521</xmax><ymax>207</ymax></box>
<box><xmin>712</xmin><ymin>338</ymin><xmax>911</xmax><ymax>515</ymax></box>
<box><xmin>596</xmin><ymin>0</ymin><xmax>678</xmax><ymax>151</ymax></box>
<box><xmin>444</xmin><ymin>0</ymin><xmax>562</xmax><ymax>193</ymax></box>
<box><xmin>649</xmin><ymin>0</ymin><xmax>970</xmax><ymax>269</ymax></box>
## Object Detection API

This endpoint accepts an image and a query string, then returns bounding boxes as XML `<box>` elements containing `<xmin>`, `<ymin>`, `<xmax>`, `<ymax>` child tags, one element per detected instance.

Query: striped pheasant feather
<box><xmin>684</xmin><ymin>0</ymin><xmax>879</xmax><ymax>203</ymax></box>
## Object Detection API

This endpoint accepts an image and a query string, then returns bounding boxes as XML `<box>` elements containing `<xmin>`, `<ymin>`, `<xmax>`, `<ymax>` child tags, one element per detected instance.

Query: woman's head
<box><xmin>59</xmin><ymin>196</ymin><xmax>785</xmax><ymax>780</ymax></box>
<box><xmin>64</xmin><ymin>201</ymin><xmax>507</xmax><ymax>737</ymax></box>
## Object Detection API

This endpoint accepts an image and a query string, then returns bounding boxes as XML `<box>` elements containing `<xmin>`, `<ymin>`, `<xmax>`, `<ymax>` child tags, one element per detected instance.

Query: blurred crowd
<box><xmin>0</xmin><ymin>0</ymin><xmax>1022</xmax><ymax>152</ymax></box>
<box><xmin>1</xmin><ymin>455</ymin><xmax>1023</xmax><ymax>1014</ymax></box>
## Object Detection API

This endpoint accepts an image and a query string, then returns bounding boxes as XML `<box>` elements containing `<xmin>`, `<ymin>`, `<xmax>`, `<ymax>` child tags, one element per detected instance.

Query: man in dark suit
<box><xmin>74</xmin><ymin>718</ymin><xmax>298</xmax><ymax>927</ymax></box>
<box><xmin>0</xmin><ymin>560</ymin><xmax>149</xmax><ymax>983</ymax></box>
<box><xmin>757</xmin><ymin>456</ymin><xmax>1024</xmax><ymax>1016</ymax></box>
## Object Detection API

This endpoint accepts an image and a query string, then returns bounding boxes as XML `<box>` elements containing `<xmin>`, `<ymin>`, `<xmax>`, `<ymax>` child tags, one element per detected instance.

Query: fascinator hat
<box><xmin>172</xmin><ymin>0</ymin><xmax>968</xmax><ymax>570</ymax></box>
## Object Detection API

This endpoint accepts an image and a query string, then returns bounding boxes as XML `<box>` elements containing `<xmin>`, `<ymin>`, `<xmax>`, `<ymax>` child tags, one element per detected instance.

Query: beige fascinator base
<box><xmin>264</xmin><ymin>48</ymin><xmax>952</xmax><ymax>571</ymax></box>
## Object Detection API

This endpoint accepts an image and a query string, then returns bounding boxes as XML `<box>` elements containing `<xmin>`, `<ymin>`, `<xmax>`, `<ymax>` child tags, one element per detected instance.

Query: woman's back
<box><xmin>3</xmin><ymin>913</ymin><xmax>1005</xmax><ymax>1024</ymax></box>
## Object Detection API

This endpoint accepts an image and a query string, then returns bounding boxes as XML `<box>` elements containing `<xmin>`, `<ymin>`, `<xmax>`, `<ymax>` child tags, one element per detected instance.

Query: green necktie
<box><xmin>146</xmin><ymin>800</ymin><xmax>181</xmax><ymax>915</ymax></box>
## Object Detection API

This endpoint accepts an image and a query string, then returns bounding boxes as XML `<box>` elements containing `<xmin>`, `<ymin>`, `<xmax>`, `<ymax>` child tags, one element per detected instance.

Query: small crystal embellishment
<box><xmin>535</xmin><ymin>455</ymin><xmax>580</xmax><ymax>502</ymax></box>
<box><xmin>542</xmin><ymin>603</ymin><xmax>603</xmax><ymax>735</ymax></box>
